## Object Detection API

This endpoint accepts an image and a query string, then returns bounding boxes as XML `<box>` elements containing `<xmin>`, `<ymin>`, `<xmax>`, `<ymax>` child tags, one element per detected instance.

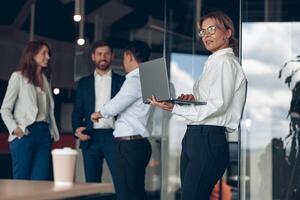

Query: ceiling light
<box><xmin>77</xmin><ymin>38</ymin><xmax>85</xmax><ymax>45</ymax></box>
<box><xmin>73</xmin><ymin>0</ymin><xmax>81</xmax><ymax>22</ymax></box>
<box><xmin>73</xmin><ymin>15</ymin><xmax>81</xmax><ymax>22</ymax></box>
<box><xmin>53</xmin><ymin>88</ymin><xmax>60</xmax><ymax>95</ymax></box>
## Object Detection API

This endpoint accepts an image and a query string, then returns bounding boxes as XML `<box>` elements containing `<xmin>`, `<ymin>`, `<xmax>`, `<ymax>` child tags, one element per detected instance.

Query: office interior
<box><xmin>0</xmin><ymin>0</ymin><xmax>300</xmax><ymax>199</ymax></box>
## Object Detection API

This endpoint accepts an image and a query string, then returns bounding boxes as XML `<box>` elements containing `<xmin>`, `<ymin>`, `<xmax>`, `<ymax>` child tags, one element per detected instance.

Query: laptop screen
<box><xmin>139</xmin><ymin>57</ymin><xmax>171</xmax><ymax>103</ymax></box>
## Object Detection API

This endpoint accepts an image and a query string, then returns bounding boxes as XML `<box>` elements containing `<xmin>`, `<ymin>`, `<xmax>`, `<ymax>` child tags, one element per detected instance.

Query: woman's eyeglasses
<box><xmin>198</xmin><ymin>25</ymin><xmax>217</xmax><ymax>38</ymax></box>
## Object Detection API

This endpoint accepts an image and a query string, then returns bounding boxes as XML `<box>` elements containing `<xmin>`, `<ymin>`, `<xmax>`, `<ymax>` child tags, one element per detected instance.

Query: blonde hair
<box><xmin>199</xmin><ymin>11</ymin><xmax>238</xmax><ymax>56</ymax></box>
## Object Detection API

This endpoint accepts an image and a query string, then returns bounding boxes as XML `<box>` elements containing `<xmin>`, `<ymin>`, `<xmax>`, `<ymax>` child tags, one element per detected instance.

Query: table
<box><xmin>0</xmin><ymin>179</ymin><xmax>114</xmax><ymax>200</ymax></box>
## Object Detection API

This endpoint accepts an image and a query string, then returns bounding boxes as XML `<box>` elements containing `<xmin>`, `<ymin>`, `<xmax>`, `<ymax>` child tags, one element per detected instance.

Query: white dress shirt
<box><xmin>172</xmin><ymin>48</ymin><xmax>247</xmax><ymax>132</ymax></box>
<box><xmin>100</xmin><ymin>68</ymin><xmax>151</xmax><ymax>137</ymax></box>
<box><xmin>94</xmin><ymin>69</ymin><xmax>114</xmax><ymax>129</ymax></box>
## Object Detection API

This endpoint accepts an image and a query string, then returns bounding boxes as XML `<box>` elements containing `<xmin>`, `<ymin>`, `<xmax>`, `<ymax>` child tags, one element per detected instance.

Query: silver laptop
<box><xmin>139</xmin><ymin>57</ymin><xmax>206</xmax><ymax>105</ymax></box>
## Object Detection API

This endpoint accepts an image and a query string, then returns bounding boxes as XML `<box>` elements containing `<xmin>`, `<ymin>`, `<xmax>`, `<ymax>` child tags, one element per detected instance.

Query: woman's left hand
<box><xmin>148</xmin><ymin>95</ymin><xmax>174</xmax><ymax>112</ymax></box>
<box><xmin>178</xmin><ymin>93</ymin><xmax>195</xmax><ymax>101</ymax></box>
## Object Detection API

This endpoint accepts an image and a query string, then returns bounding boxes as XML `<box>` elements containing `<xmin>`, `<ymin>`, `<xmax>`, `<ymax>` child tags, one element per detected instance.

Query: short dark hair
<box><xmin>91</xmin><ymin>40</ymin><xmax>113</xmax><ymax>54</ymax></box>
<box><xmin>124</xmin><ymin>40</ymin><xmax>151</xmax><ymax>63</ymax></box>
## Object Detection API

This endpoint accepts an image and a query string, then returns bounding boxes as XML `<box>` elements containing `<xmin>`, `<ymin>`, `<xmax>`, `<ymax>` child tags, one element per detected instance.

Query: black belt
<box><xmin>187</xmin><ymin>125</ymin><xmax>225</xmax><ymax>133</ymax></box>
<box><xmin>115</xmin><ymin>135</ymin><xmax>144</xmax><ymax>141</ymax></box>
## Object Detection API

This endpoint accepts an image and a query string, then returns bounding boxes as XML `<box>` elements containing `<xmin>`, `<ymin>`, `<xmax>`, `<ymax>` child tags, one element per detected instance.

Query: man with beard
<box><xmin>72</xmin><ymin>40</ymin><xmax>125</xmax><ymax>190</ymax></box>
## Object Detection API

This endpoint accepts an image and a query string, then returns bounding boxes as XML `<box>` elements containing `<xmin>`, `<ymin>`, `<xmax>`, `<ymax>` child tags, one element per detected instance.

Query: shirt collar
<box><xmin>126</xmin><ymin>68</ymin><xmax>139</xmax><ymax>78</ymax></box>
<box><xmin>94</xmin><ymin>69</ymin><xmax>112</xmax><ymax>78</ymax></box>
<box><xmin>208</xmin><ymin>48</ymin><xmax>234</xmax><ymax>61</ymax></box>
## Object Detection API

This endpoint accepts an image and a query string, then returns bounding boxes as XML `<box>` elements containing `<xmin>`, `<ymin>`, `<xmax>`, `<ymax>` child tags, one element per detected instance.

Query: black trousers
<box><xmin>115</xmin><ymin>138</ymin><xmax>152</xmax><ymax>200</ymax></box>
<box><xmin>180</xmin><ymin>125</ymin><xmax>229</xmax><ymax>200</ymax></box>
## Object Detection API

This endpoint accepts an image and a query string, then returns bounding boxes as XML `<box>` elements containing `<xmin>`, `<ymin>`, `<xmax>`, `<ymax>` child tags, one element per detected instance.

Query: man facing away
<box><xmin>91</xmin><ymin>40</ymin><xmax>153</xmax><ymax>200</ymax></box>
<box><xmin>72</xmin><ymin>40</ymin><xmax>125</xmax><ymax>190</ymax></box>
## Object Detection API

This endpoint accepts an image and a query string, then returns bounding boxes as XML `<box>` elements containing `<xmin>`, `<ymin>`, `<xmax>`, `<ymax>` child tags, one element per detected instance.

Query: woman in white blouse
<box><xmin>1</xmin><ymin>41</ymin><xmax>59</xmax><ymax>180</ymax></box>
<box><xmin>149</xmin><ymin>11</ymin><xmax>246</xmax><ymax>199</ymax></box>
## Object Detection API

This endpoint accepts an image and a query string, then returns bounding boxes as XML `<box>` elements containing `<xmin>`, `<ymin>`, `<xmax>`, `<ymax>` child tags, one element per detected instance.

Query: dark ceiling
<box><xmin>1</xmin><ymin>0</ymin><xmax>238</xmax><ymax>43</ymax></box>
<box><xmin>1</xmin><ymin>0</ymin><xmax>300</xmax><ymax>49</ymax></box>
<box><xmin>1</xmin><ymin>0</ymin><xmax>165</xmax><ymax>43</ymax></box>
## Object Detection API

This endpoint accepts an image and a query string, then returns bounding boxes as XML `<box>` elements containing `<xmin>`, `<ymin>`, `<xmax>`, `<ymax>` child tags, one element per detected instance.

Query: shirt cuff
<box><xmin>19</xmin><ymin>125</ymin><xmax>29</xmax><ymax>135</ymax></box>
<box><xmin>100</xmin><ymin>106</ymin><xmax>110</xmax><ymax>119</ymax></box>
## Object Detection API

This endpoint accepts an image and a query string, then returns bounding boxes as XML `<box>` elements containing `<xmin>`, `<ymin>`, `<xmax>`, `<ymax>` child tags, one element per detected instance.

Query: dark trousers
<box><xmin>115</xmin><ymin>138</ymin><xmax>152</xmax><ymax>200</ymax></box>
<box><xmin>9</xmin><ymin>122</ymin><xmax>52</xmax><ymax>180</ymax></box>
<box><xmin>82</xmin><ymin>129</ymin><xmax>118</xmax><ymax>185</ymax></box>
<box><xmin>180</xmin><ymin>125</ymin><xmax>229</xmax><ymax>200</ymax></box>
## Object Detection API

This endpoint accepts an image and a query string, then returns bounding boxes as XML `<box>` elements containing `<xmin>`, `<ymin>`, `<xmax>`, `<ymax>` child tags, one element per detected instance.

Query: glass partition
<box><xmin>241</xmin><ymin>1</ymin><xmax>300</xmax><ymax>199</ymax></box>
<box><xmin>0</xmin><ymin>0</ymin><xmax>246</xmax><ymax>199</ymax></box>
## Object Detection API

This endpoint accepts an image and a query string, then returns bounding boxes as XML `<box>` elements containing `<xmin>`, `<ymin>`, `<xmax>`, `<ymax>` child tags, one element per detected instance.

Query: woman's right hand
<box><xmin>148</xmin><ymin>96</ymin><xmax>174</xmax><ymax>112</ymax></box>
<box><xmin>13</xmin><ymin>127</ymin><xmax>25</xmax><ymax>137</ymax></box>
<box><xmin>178</xmin><ymin>93</ymin><xmax>195</xmax><ymax>101</ymax></box>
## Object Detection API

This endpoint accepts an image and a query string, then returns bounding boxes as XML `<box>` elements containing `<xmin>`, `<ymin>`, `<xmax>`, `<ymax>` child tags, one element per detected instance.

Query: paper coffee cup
<box><xmin>52</xmin><ymin>147</ymin><xmax>78</xmax><ymax>186</ymax></box>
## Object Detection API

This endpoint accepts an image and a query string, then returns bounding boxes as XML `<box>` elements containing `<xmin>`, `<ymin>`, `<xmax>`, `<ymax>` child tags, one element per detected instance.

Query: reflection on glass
<box><xmin>170</xmin><ymin>53</ymin><xmax>207</xmax><ymax>94</ymax></box>
<box><xmin>241</xmin><ymin>22</ymin><xmax>300</xmax><ymax>200</ymax></box>
<box><xmin>166</xmin><ymin>52</ymin><xmax>208</xmax><ymax>198</ymax></box>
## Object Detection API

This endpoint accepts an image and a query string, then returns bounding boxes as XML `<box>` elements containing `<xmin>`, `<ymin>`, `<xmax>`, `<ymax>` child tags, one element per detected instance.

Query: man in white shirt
<box><xmin>72</xmin><ymin>41</ymin><xmax>125</xmax><ymax>188</ymax></box>
<box><xmin>91</xmin><ymin>40</ymin><xmax>152</xmax><ymax>200</ymax></box>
